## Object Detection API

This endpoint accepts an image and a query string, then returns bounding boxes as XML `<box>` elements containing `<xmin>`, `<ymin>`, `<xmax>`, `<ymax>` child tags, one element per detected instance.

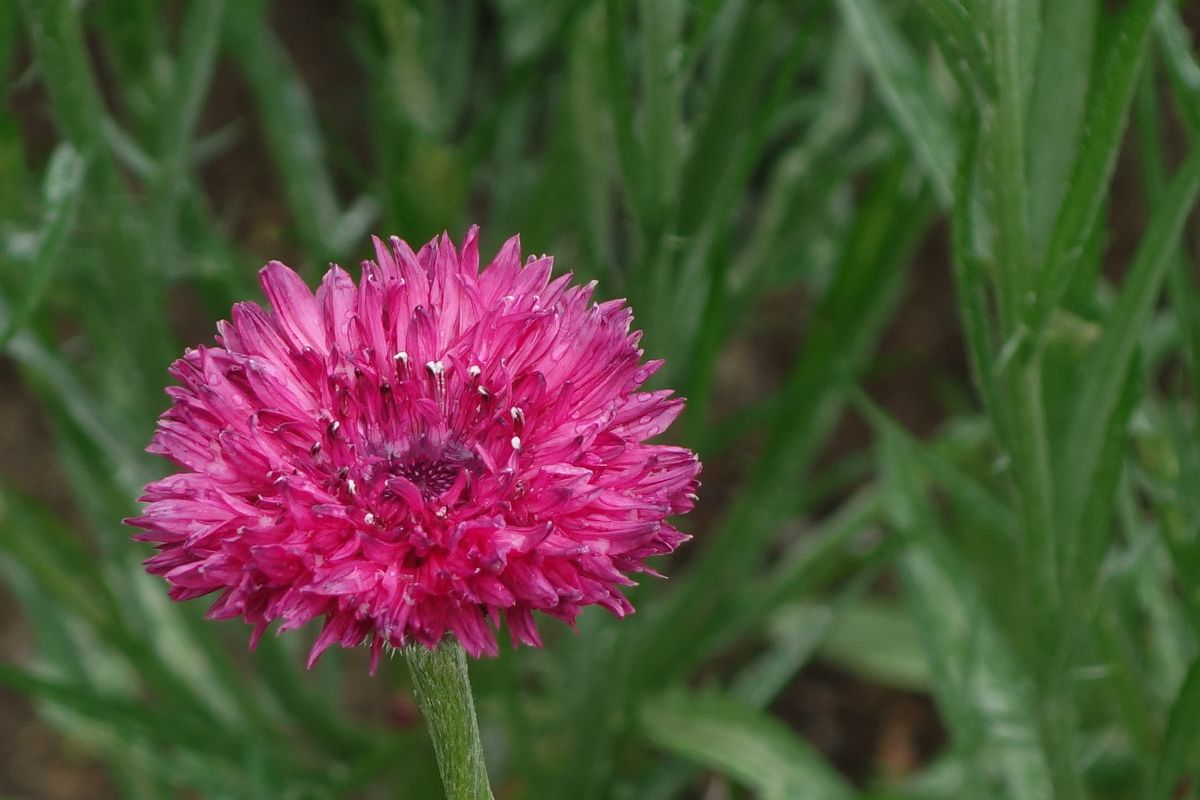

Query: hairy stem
<box><xmin>406</xmin><ymin>638</ymin><xmax>494</xmax><ymax>800</ymax></box>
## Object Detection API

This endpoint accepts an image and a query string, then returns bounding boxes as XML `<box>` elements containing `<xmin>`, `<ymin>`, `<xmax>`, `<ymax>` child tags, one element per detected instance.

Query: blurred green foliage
<box><xmin>1</xmin><ymin>0</ymin><xmax>1200</xmax><ymax>798</ymax></box>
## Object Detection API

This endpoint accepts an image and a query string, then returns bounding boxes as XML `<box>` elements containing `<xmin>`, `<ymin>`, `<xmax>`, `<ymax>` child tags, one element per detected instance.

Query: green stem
<box><xmin>406</xmin><ymin>639</ymin><xmax>495</xmax><ymax>800</ymax></box>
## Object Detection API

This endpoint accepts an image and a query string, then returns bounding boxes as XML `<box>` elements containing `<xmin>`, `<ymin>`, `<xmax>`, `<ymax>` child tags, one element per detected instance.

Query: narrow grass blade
<box><xmin>1026</xmin><ymin>0</ymin><xmax>1095</xmax><ymax>258</ymax></box>
<box><xmin>754</xmin><ymin>488</ymin><xmax>885</xmax><ymax>617</ymax></box>
<box><xmin>835</xmin><ymin>0</ymin><xmax>956</xmax><ymax>204</ymax></box>
<box><xmin>983</xmin><ymin>0</ymin><xmax>1033</xmax><ymax>329</ymax></box>
<box><xmin>640</xmin><ymin>690</ymin><xmax>856</xmax><ymax>800</ymax></box>
<box><xmin>635</xmin><ymin>0</ymin><xmax>682</xmax><ymax>238</ymax></box>
<box><xmin>670</xmin><ymin>6</ymin><xmax>814</xmax><ymax>379</ymax></box>
<box><xmin>0</xmin><ymin>664</ymin><xmax>237</xmax><ymax>760</ymax></box>
<box><xmin>0</xmin><ymin>144</ymin><xmax>86</xmax><ymax>349</ymax></box>
<box><xmin>1035</xmin><ymin>0</ymin><xmax>1158</xmax><ymax>328</ymax></box>
<box><xmin>949</xmin><ymin>109</ymin><xmax>1004</xmax><ymax>427</ymax></box>
<box><xmin>639</xmin><ymin>162</ymin><xmax>932</xmax><ymax>681</ymax></box>
<box><xmin>562</xmin><ymin>4</ymin><xmax>618</xmax><ymax>276</ymax></box>
<box><xmin>1157</xmin><ymin>5</ymin><xmax>1200</xmax><ymax>134</ymax></box>
<box><xmin>19</xmin><ymin>0</ymin><xmax>174</xmax><ymax>399</ymax></box>
<box><xmin>2</xmin><ymin>329</ymin><xmax>147</xmax><ymax>496</ymax></box>
<box><xmin>1153</xmin><ymin>655</ymin><xmax>1200</xmax><ymax>800</ymax></box>
<box><xmin>17</xmin><ymin>0</ymin><xmax>110</xmax><ymax>154</ymax></box>
<box><xmin>0</xmin><ymin>487</ymin><xmax>116</xmax><ymax>632</ymax></box>
<box><xmin>851</xmin><ymin>389</ymin><xmax>1016</xmax><ymax>541</ymax></box>
<box><xmin>912</xmin><ymin>0</ymin><xmax>992</xmax><ymax>92</ymax></box>
<box><xmin>1058</xmin><ymin>145</ymin><xmax>1200</xmax><ymax>540</ymax></box>
<box><xmin>641</xmin><ymin>570</ymin><xmax>883</xmax><ymax>800</ymax></box>
<box><xmin>224</xmin><ymin>1</ymin><xmax>354</xmax><ymax>262</ymax></box>
<box><xmin>0</xmin><ymin>0</ymin><xmax>18</xmax><ymax>76</ymax></box>
<box><xmin>675</xmin><ymin>2</ymin><xmax>783</xmax><ymax>238</ymax></box>
<box><xmin>603</xmin><ymin>0</ymin><xmax>648</xmax><ymax>226</ymax></box>
<box><xmin>1135</xmin><ymin>53</ymin><xmax>1200</xmax><ymax>396</ymax></box>
<box><xmin>731</xmin><ymin>600</ymin><xmax>847</xmax><ymax>708</ymax></box>
<box><xmin>1061</xmin><ymin>367</ymin><xmax>1144</xmax><ymax>662</ymax></box>
<box><xmin>694</xmin><ymin>487</ymin><xmax>887</xmax><ymax>672</ymax></box>
<box><xmin>820</xmin><ymin>600</ymin><xmax>930</xmax><ymax>691</ymax></box>
<box><xmin>879</xmin><ymin>429</ymin><xmax>1054</xmax><ymax>800</ymax></box>
<box><xmin>949</xmin><ymin>0</ymin><xmax>1059</xmax><ymax>630</ymax></box>
<box><xmin>150</xmin><ymin>0</ymin><xmax>224</xmax><ymax>266</ymax></box>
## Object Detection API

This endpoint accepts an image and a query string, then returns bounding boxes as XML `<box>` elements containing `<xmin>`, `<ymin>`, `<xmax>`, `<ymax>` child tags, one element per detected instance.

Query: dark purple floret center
<box><xmin>393</xmin><ymin>457</ymin><xmax>460</xmax><ymax>499</ymax></box>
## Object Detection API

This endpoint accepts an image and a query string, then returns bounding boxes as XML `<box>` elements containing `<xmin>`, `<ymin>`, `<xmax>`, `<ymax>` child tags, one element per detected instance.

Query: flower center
<box><xmin>392</xmin><ymin>457</ymin><xmax>460</xmax><ymax>500</ymax></box>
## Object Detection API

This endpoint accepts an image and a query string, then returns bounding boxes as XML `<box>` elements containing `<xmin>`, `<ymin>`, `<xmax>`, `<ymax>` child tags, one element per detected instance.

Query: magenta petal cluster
<box><xmin>128</xmin><ymin>228</ymin><xmax>700</xmax><ymax>668</ymax></box>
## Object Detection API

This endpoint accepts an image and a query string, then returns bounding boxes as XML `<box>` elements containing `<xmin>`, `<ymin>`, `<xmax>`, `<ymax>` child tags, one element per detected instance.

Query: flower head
<box><xmin>128</xmin><ymin>228</ymin><xmax>700</xmax><ymax>668</ymax></box>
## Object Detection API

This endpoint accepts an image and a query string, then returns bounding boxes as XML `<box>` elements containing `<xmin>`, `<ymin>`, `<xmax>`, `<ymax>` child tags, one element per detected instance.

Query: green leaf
<box><xmin>984</xmin><ymin>0</ymin><xmax>1033</xmax><ymax>325</ymax></box>
<box><xmin>1061</xmin><ymin>358</ymin><xmax>1141</xmax><ymax>640</ymax></box>
<box><xmin>224</xmin><ymin>1</ymin><xmax>373</xmax><ymax>262</ymax></box>
<box><xmin>0</xmin><ymin>144</ymin><xmax>87</xmax><ymax>349</ymax></box>
<box><xmin>0</xmin><ymin>663</ymin><xmax>234</xmax><ymax>760</ymax></box>
<box><xmin>1058</xmin><ymin>144</ymin><xmax>1200</xmax><ymax>541</ymax></box>
<box><xmin>733</xmin><ymin>537</ymin><xmax>895</xmax><ymax>711</ymax></box>
<box><xmin>562</xmin><ymin>4</ymin><xmax>617</xmax><ymax>276</ymax></box>
<box><xmin>689</xmin><ymin>486</ymin><xmax>883</xmax><ymax>666</ymax></box>
<box><xmin>1026</xmin><ymin>0</ymin><xmax>1095</xmax><ymax>258</ymax></box>
<box><xmin>863</xmin><ymin>756</ymin><xmax>971</xmax><ymax>800</ymax></box>
<box><xmin>1153</xmin><ymin>655</ymin><xmax>1200</xmax><ymax>800</ymax></box>
<box><xmin>640</xmin><ymin>690</ymin><xmax>855</xmax><ymax>800</ymax></box>
<box><xmin>639</xmin><ymin>161</ymin><xmax>932</xmax><ymax>682</ymax></box>
<box><xmin>819</xmin><ymin>600</ymin><xmax>930</xmax><ymax>691</ymax></box>
<box><xmin>18</xmin><ymin>0</ymin><xmax>175</xmax><ymax>404</ymax></box>
<box><xmin>2</xmin><ymin>330</ymin><xmax>147</xmax><ymax>497</ymax></box>
<box><xmin>879</xmin><ymin>429</ymin><xmax>1054</xmax><ymax>800</ymax></box>
<box><xmin>948</xmin><ymin>108</ymin><xmax>1004</xmax><ymax>424</ymax></box>
<box><xmin>850</xmin><ymin>388</ymin><xmax>1016</xmax><ymax>542</ymax></box>
<box><xmin>1035</xmin><ymin>0</ymin><xmax>1158</xmax><ymax>327</ymax></box>
<box><xmin>635</xmin><ymin>0</ymin><xmax>683</xmax><ymax>236</ymax></box>
<box><xmin>17</xmin><ymin>0</ymin><xmax>111</xmax><ymax>155</ymax></box>
<box><xmin>149</xmin><ymin>0</ymin><xmax>224</xmax><ymax>266</ymax></box>
<box><xmin>913</xmin><ymin>0</ymin><xmax>992</xmax><ymax>92</ymax></box>
<box><xmin>668</xmin><ymin>6</ymin><xmax>814</xmax><ymax>378</ymax></box>
<box><xmin>0</xmin><ymin>0</ymin><xmax>19</xmax><ymax>77</ymax></box>
<box><xmin>731</xmin><ymin>601</ymin><xmax>844</xmax><ymax>708</ymax></box>
<box><xmin>0</xmin><ymin>484</ymin><xmax>118</xmax><ymax>631</ymax></box>
<box><xmin>1157</xmin><ymin>4</ymin><xmax>1200</xmax><ymax>135</ymax></box>
<box><xmin>603</xmin><ymin>0</ymin><xmax>648</xmax><ymax>226</ymax></box>
<box><xmin>836</xmin><ymin>0</ymin><xmax>956</xmax><ymax>204</ymax></box>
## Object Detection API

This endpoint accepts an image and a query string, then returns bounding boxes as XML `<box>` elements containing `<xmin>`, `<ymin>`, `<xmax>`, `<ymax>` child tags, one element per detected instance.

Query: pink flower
<box><xmin>127</xmin><ymin>228</ymin><xmax>700</xmax><ymax>669</ymax></box>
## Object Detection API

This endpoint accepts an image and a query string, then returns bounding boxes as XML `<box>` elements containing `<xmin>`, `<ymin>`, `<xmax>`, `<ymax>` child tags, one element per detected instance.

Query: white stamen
<box><xmin>511</xmin><ymin>436</ymin><xmax>522</xmax><ymax>450</ymax></box>
<box><xmin>347</xmin><ymin>479</ymin><xmax>357</xmax><ymax>494</ymax></box>
<box><xmin>510</xmin><ymin>406</ymin><xmax>524</xmax><ymax>425</ymax></box>
<box><xmin>468</xmin><ymin>364</ymin><xmax>482</xmax><ymax>379</ymax></box>
<box><xmin>426</xmin><ymin>360</ymin><xmax>447</xmax><ymax>406</ymax></box>
<box><xmin>364</xmin><ymin>512</ymin><xmax>375</xmax><ymax>525</ymax></box>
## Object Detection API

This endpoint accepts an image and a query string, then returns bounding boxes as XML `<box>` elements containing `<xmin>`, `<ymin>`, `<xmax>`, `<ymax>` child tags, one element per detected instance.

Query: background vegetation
<box><xmin>2</xmin><ymin>0</ymin><xmax>1200</xmax><ymax>798</ymax></box>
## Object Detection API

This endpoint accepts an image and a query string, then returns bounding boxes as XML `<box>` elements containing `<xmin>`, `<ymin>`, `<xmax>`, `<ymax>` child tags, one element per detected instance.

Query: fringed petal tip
<box><xmin>133</xmin><ymin>228</ymin><xmax>700</xmax><ymax>671</ymax></box>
